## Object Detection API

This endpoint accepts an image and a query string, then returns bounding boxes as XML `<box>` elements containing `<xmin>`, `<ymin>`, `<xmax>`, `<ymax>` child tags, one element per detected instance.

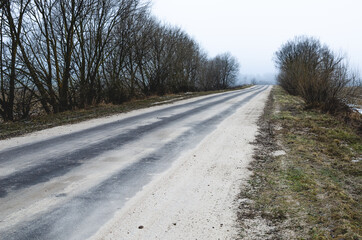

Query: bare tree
<box><xmin>74</xmin><ymin>0</ymin><xmax>144</xmax><ymax>107</ymax></box>
<box><xmin>0</xmin><ymin>0</ymin><xmax>241</xmax><ymax>121</ymax></box>
<box><xmin>0</xmin><ymin>0</ymin><xmax>32</xmax><ymax>120</ymax></box>
<box><xmin>200</xmin><ymin>53</ymin><xmax>239</xmax><ymax>91</ymax></box>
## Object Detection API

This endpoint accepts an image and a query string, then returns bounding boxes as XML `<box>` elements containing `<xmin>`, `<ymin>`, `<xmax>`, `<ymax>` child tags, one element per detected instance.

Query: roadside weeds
<box><xmin>237</xmin><ymin>86</ymin><xmax>361</xmax><ymax>239</ymax></box>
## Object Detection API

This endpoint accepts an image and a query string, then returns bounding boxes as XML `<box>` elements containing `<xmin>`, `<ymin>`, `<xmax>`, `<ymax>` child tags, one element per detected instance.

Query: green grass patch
<box><xmin>285</xmin><ymin>168</ymin><xmax>315</xmax><ymax>192</ymax></box>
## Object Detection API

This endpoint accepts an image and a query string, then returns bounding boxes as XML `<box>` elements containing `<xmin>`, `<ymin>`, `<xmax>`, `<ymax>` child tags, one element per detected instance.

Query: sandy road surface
<box><xmin>0</xmin><ymin>85</ymin><xmax>271</xmax><ymax>240</ymax></box>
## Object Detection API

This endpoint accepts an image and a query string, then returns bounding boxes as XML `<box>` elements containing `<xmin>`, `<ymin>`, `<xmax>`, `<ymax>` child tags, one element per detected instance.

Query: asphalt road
<box><xmin>0</xmin><ymin>85</ymin><xmax>270</xmax><ymax>240</ymax></box>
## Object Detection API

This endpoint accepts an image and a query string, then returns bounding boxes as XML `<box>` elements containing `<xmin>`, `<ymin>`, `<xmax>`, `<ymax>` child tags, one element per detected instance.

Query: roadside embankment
<box><xmin>238</xmin><ymin>86</ymin><xmax>361</xmax><ymax>239</ymax></box>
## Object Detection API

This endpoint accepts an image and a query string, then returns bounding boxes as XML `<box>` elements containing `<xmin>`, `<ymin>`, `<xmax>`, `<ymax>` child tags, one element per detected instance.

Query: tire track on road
<box><xmin>0</xmin><ymin>87</ymin><xmax>262</xmax><ymax>198</ymax></box>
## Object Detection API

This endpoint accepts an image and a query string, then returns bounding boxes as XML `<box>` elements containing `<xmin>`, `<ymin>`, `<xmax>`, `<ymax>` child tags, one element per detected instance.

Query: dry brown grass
<box><xmin>238</xmin><ymin>86</ymin><xmax>361</xmax><ymax>239</ymax></box>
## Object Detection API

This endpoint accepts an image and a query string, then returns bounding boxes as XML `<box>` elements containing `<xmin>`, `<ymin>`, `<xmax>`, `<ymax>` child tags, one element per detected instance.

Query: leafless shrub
<box><xmin>275</xmin><ymin>36</ymin><xmax>361</xmax><ymax>114</ymax></box>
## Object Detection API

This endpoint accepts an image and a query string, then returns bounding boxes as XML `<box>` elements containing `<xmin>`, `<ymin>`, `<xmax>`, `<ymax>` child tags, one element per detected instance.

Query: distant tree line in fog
<box><xmin>0</xmin><ymin>0</ymin><xmax>239</xmax><ymax>121</ymax></box>
<box><xmin>275</xmin><ymin>36</ymin><xmax>361</xmax><ymax>113</ymax></box>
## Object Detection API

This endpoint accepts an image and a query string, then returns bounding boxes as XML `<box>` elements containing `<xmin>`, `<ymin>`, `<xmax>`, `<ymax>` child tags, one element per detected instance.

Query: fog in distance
<box><xmin>152</xmin><ymin>0</ymin><xmax>362</xmax><ymax>84</ymax></box>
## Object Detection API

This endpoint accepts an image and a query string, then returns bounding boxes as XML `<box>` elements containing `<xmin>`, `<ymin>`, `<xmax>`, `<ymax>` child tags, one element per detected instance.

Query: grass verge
<box><xmin>0</xmin><ymin>86</ymin><xmax>251</xmax><ymax>140</ymax></box>
<box><xmin>238</xmin><ymin>86</ymin><xmax>361</xmax><ymax>239</ymax></box>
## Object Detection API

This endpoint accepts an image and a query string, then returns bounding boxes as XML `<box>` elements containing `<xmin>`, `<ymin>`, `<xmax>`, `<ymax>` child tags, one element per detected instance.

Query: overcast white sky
<box><xmin>151</xmin><ymin>0</ymin><xmax>362</xmax><ymax>81</ymax></box>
